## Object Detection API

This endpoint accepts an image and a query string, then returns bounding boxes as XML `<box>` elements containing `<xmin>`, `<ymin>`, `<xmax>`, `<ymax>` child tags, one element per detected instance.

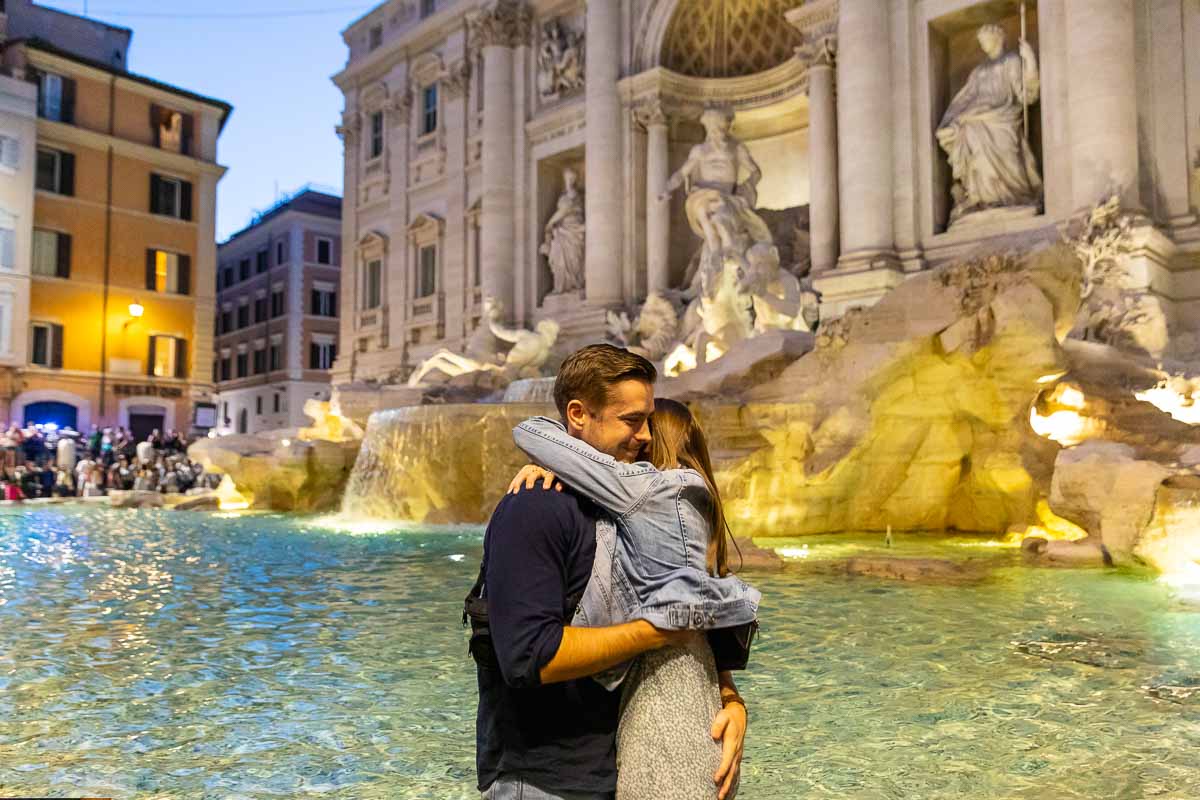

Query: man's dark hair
<box><xmin>553</xmin><ymin>344</ymin><xmax>657</xmax><ymax>419</ymax></box>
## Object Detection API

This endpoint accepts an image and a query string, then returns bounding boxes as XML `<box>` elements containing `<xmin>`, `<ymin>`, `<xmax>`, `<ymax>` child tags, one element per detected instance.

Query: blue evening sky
<box><xmin>39</xmin><ymin>1</ymin><xmax>374</xmax><ymax>240</ymax></box>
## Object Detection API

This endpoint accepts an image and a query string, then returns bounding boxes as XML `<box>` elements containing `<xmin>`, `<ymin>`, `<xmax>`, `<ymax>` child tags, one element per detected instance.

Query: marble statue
<box><xmin>658</xmin><ymin>106</ymin><xmax>778</xmax><ymax>367</ymax></box>
<box><xmin>540</xmin><ymin>167</ymin><xmax>586</xmax><ymax>294</ymax></box>
<box><xmin>739</xmin><ymin>243</ymin><xmax>816</xmax><ymax>333</ymax></box>
<box><xmin>537</xmin><ymin>18</ymin><xmax>584</xmax><ymax>99</ymax></box>
<box><xmin>407</xmin><ymin>298</ymin><xmax>560</xmax><ymax>385</ymax></box>
<box><xmin>606</xmin><ymin>293</ymin><xmax>680</xmax><ymax>362</ymax></box>
<box><xmin>936</xmin><ymin>24</ymin><xmax>1042</xmax><ymax>227</ymax></box>
<box><xmin>660</xmin><ymin>106</ymin><xmax>773</xmax><ymax>279</ymax></box>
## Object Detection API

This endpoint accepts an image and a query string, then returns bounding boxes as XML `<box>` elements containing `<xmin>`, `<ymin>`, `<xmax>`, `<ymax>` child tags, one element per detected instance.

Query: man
<box><xmin>476</xmin><ymin>344</ymin><xmax>747</xmax><ymax>799</ymax></box>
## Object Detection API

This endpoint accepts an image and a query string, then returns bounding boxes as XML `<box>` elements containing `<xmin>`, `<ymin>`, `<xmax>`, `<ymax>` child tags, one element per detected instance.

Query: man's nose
<box><xmin>634</xmin><ymin>420</ymin><xmax>652</xmax><ymax>444</ymax></box>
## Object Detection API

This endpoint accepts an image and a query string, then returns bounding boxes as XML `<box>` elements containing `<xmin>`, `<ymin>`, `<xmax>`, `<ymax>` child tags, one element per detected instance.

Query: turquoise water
<box><xmin>1</xmin><ymin>507</ymin><xmax>1200</xmax><ymax>798</ymax></box>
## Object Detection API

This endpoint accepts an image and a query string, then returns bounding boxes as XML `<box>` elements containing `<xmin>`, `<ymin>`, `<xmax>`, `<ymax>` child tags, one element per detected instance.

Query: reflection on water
<box><xmin>1</xmin><ymin>507</ymin><xmax>1199</xmax><ymax>798</ymax></box>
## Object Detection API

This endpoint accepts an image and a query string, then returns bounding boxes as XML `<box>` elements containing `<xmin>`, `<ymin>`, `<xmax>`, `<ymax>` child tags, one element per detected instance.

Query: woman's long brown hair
<box><xmin>645</xmin><ymin>398</ymin><xmax>740</xmax><ymax>576</ymax></box>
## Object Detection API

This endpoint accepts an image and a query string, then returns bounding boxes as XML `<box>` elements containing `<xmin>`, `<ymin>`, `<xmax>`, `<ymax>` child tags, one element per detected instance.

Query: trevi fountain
<box><xmin>4</xmin><ymin>0</ymin><xmax>1200</xmax><ymax>797</ymax></box>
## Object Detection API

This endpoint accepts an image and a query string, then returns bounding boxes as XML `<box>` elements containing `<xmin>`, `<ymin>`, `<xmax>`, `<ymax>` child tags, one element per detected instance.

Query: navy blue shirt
<box><xmin>475</xmin><ymin>486</ymin><xmax>621</xmax><ymax>794</ymax></box>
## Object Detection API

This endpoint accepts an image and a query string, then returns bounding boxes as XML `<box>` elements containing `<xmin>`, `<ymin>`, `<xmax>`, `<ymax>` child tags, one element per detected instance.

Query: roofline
<box><xmin>6</xmin><ymin>38</ymin><xmax>234</xmax><ymax>129</ymax></box>
<box><xmin>33</xmin><ymin>4</ymin><xmax>133</xmax><ymax>37</ymax></box>
<box><xmin>220</xmin><ymin>190</ymin><xmax>343</xmax><ymax>246</ymax></box>
<box><xmin>342</xmin><ymin>0</ymin><xmax>389</xmax><ymax>37</ymax></box>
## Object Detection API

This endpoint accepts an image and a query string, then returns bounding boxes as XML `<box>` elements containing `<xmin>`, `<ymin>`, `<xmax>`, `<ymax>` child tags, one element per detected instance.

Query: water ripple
<box><xmin>0</xmin><ymin>508</ymin><xmax>1198</xmax><ymax>797</ymax></box>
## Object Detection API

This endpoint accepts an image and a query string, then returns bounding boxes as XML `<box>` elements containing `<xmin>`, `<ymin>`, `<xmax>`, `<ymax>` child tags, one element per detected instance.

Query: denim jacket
<box><xmin>512</xmin><ymin>417</ymin><xmax>761</xmax><ymax>639</ymax></box>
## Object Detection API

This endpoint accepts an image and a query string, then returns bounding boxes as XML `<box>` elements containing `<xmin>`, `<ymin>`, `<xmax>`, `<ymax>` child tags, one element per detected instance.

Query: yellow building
<box><xmin>0</xmin><ymin>20</ymin><xmax>230</xmax><ymax>437</ymax></box>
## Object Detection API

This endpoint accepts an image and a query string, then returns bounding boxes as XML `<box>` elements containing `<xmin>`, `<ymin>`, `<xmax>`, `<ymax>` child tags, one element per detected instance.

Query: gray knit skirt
<box><xmin>615</xmin><ymin>634</ymin><xmax>736</xmax><ymax>800</ymax></box>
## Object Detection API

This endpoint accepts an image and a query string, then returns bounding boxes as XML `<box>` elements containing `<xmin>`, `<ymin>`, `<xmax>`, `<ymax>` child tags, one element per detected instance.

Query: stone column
<box><xmin>835</xmin><ymin>0</ymin><xmax>895</xmax><ymax>269</ymax></box>
<box><xmin>1065</xmin><ymin>0</ymin><xmax>1139</xmax><ymax>211</ymax></box>
<box><xmin>442</xmin><ymin>56</ymin><xmax>471</xmax><ymax>347</ymax></box>
<box><xmin>473</xmin><ymin>1</ymin><xmax>529</xmax><ymax>322</ymax></box>
<box><xmin>332</xmin><ymin>112</ymin><xmax>361</xmax><ymax>384</ymax></box>
<box><xmin>584</xmin><ymin>0</ymin><xmax>623</xmax><ymax>305</ymax></box>
<box><xmin>805</xmin><ymin>38</ymin><xmax>839</xmax><ymax>275</ymax></box>
<box><xmin>641</xmin><ymin>102</ymin><xmax>670</xmax><ymax>294</ymax></box>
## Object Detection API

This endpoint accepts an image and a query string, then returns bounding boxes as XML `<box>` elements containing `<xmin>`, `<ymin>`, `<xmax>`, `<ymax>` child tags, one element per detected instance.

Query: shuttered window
<box><xmin>145</xmin><ymin>249</ymin><xmax>190</xmax><ymax>295</ymax></box>
<box><xmin>148</xmin><ymin>335</ymin><xmax>187</xmax><ymax>379</ymax></box>
<box><xmin>149</xmin><ymin>173</ymin><xmax>193</xmax><ymax>220</ymax></box>
<box><xmin>35</xmin><ymin>148</ymin><xmax>74</xmax><ymax>195</ymax></box>
<box><xmin>32</xmin><ymin>229</ymin><xmax>70</xmax><ymax>278</ymax></box>
<box><xmin>35</xmin><ymin>71</ymin><xmax>75</xmax><ymax>124</ymax></box>
<box><xmin>30</xmin><ymin>322</ymin><xmax>63</xmax><ymax>368</ymax></box>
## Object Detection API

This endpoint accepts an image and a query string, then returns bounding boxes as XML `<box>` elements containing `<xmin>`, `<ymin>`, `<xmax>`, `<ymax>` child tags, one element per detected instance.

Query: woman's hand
<box><xmin>507</xmin><ymin>464</ymin><xmax>562</xmax><ymax>495</ymax></box>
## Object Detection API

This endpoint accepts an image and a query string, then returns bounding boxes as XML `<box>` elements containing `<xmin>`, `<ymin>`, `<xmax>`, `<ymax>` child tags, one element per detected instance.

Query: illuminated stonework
<box><xmin>660</xmin><ymin>0</ymin><xmax>802</xmax><ymax>78</ymax></box>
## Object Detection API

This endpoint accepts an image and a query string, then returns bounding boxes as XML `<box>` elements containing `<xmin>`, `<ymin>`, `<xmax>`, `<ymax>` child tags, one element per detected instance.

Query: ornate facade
<box><xmin>332</xmin><ymin>0</ymin><xmax>1200</xmax><ymax>387</ymax></box>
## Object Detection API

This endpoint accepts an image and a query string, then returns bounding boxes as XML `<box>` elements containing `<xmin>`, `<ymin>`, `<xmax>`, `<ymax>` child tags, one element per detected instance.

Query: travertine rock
<box><xmin>107</xmin><ymin>490</ymin><xmax>165</xmax><ymax>509</ymax></box>
<box><xmin>188</xmin><ymin>434</ymin><xmax>358</xmax><ymax>513</ymax></box>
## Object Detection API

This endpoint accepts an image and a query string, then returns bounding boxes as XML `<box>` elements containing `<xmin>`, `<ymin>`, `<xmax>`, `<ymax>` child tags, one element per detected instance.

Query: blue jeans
<box><xmin>483</xmin><ymin>777</ymin><xmax>613</xmax><ymax>800</ymax></box>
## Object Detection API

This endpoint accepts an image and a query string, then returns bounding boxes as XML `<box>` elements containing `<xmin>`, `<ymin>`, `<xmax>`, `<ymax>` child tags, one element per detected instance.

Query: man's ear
<box><xmin>564</xmin><ymin>399</ymin><xmax>588</xmax><ymax>434</ymax></box>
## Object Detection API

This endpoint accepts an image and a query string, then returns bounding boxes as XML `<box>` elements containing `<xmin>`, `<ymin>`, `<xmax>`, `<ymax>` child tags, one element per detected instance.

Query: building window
<box><xmin>30</xmin><ymin>322</ymin><xmax>63</xmax><ymax>368</ymax></box>
<box><xmin>238</xmin><ymin>258</ymin><xmax>250</xmax><ymax>282</ymax></box>
<box><xmin>36</xmin><ymin>72</ymin><xmax>74</xmax><ymax>123</ymax></box>
<box><xmin>36</xmin><ymin>148</ymin><xmax>74</xmax><ymax>195</ymax></box>
<box><xmin>311</xmin><ymin>284</ymin><xmax>337</xmax><ymax>317</ymax></box>
<box><xmin>416</xmin><ymin>245</ymin><xmax>437</xmax><ymax>298</ymax></box>
<box><xmin>223</xmin><ymin>265</ymin><xmax>235</xmax><ymax>287</ymax></box>
<box><xmin>146</xmin><ymin>249</ymin><xmax>190</xmax><ymax>295</ymax></box>
<box><xmin>271</xmin><ymin>285</ymin><xmax>285</xmax><ymax>317</ymax></box>
<box><xmin>253</xmin><ymin>346</ymin><xmax>266</xmax><ymax>375</ymax></box>
<box><xmin>219</xmin><ymin>353</ymin><xmax>231</xmax><ymax>381</ymax></box>
<box><xmin>316</xmin><ymin>237</ymin><xmax>333</xmax><ymax>265</ymax></box>
<box><xmin>32</xmin><ymin>229</ymin><xmax>70</xmax><ymax>278</ymax></box>
<box><xmin>273</xmin><ymin>393</ymin><xmax>281</xmax><ymax>413</ymax></box>
<box><xmin>420</xmin><ymin>0</ymin><xmax>436</xmax><ymax>18</ymax></box>
<box><xmin>254</xmin><ymin>294</ymin><xmax>268</xmax><ymax>323</ymax></box>
<box><xmin>310</xmin><ymin>337</ymin><xmax>336</xmax><ymax>370</ymax></box>
<box><xmin>256</xmin><ymin>395</ymin><xmax>264</xmax><ymax>414</ymax></box>
<box><xmin>149</xmin><ymin>174</ymin><xmax>192</xmax><ymax>220</ymax></box>
<box><xmin>369</xmin><ymin>24</ymin><xmax>383</xmax><ymax>51</ymax></box>
<box><xmin>0</xmin><ymin>211</ymin><xmax>15</xmax><ymax>271</ymax></box>
<box><xmin>148</xmin><ymin>334</ymin><xmax>186</xmax><ymax>378</ymax></box>
<box><xmin>237</xmin><ymin>300</ymin><xmax>249</xmax><ymax>329</ymax></box>
<box><xmin>364</xmin><ymin>259</ymin><xmax>382</xmax><ymax>309</ymax></box>
<box><xmin>269</xmin><ymin>337</ymin><xmax>282</xmax><ymax>371</ymax></box>
<box><xmin>369</xmin><ymin>111</ymin><xmax>384</xmax><ymax>159</ymax></box>
<box><xmin>219</xmin><ymin>307</ymin><xmax>233</xmax><ymax>334</ymax></box>
<box><xmin>256</xmin><ymin>249</ymin><xmax>268</xmax><ymax>274</ymax></box>
<box><xmin>421</xmin><ymin>85</ymin><xmax>438</xmax><ymax>135</ymax></box>
<box><xmin>276</xmin><ymin>240</ymin><xmax>286</xmax><ymax>265</ymax></box>
<box><xmin>236</xmin><ymin>350</ymin><xmax>248</xmax><ymax>378</ymax></box>
<box><xmin>0</xmin><ymin>135</ymin><xmax>20</xmax><ymax>173</ymax></box>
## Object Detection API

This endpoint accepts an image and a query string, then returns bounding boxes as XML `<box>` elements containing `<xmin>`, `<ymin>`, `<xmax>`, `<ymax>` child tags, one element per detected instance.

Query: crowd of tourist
<box><xmin>0</xmin><ymin>425</ymin><xmax>218</xmax><ymax>501</ymax></box>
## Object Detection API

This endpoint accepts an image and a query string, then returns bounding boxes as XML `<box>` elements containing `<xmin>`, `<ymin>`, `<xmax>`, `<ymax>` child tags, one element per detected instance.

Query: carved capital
<box><xmin>443</xmin><ymin>59</ymin><xmax>472</xmax><ymax>100</ymax></box>
<box><xmin>797</xmin><ymin>31</ymin><xmax>837</xmax><ymax>69</ymax></box>
<box><xmin>336</xmin><ymin>111</ymin><xmax>362</xmax><ymax>143</ymax></box>
<box><xmin>635</xmin><ymin>100</ymin><xmax>668</xmax><ymax>130</ymax></box>
<box><xmin>470</xmin><ymin>0</ymin><xmax>532</xmax><ymax>50</ymax></box>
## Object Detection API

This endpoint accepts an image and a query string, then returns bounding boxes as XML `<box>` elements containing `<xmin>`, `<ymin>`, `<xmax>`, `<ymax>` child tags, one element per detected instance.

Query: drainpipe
<box><xmin>97</xmin><ymin>74</ymin><xmax>115</xmax><ymax>420</ymax></box>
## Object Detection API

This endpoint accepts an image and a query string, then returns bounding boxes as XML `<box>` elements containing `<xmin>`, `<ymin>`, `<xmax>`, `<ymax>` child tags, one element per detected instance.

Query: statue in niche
<box><xmin>537</xmin><ymin>18</ymin><xmax>584</xmax><ymax>99</ymax></box>
<box><xmin>159</xmin><ymin>110</ymin><xmax>183</xmax><ymax>153</ymax></box>
<box><xmin>407</xmin><ymin>297</ymin><xmax>561</xmax><ymax>385</ymax></box>
<box><xmin>936</xmin><ymin>23</ymin><xmax>1041</xmax><ymax>228</ymax></box>
<box><xmin>540</xmin><ymin>166</ymin><xmax>586</xmax><ymax>294</ymax></box>
<box><xmin>659</xmin><ymin>106</ymin><xmax>778</xmax><ymax>366</ymax></box>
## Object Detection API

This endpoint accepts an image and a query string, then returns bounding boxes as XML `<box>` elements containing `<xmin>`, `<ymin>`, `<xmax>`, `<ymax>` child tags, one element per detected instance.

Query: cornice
<box><xmin>37</xmin><ymin>118</ymin><xmax>228</xmax><ymax>177</ymax></box>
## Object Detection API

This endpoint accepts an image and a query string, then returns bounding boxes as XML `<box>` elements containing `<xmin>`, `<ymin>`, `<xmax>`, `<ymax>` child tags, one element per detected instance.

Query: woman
<box><xmin>509</xmin><ymin>399</ymin><xmax>759</xmax><ymax>800</ymax></box>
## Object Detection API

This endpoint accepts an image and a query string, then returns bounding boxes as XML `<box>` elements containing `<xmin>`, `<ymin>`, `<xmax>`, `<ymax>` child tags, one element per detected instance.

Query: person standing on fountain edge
<box><xmin>471</xmin><ymin>344</ymin><xmax>751</xmax><ymax>799</ymax></box>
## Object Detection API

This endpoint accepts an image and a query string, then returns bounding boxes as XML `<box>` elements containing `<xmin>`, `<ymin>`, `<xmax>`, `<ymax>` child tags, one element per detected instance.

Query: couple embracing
<box><xmin>470</xmin><ymin>344</ymin><xmax>762</xmax><ymax>799</ymax></box>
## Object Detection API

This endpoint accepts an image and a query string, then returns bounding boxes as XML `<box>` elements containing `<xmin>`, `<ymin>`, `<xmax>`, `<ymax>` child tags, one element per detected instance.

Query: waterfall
<box><xmin>340</xmin><ymin>402</ymin><xmax>554</xmax><ymax>524</ymax></box>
